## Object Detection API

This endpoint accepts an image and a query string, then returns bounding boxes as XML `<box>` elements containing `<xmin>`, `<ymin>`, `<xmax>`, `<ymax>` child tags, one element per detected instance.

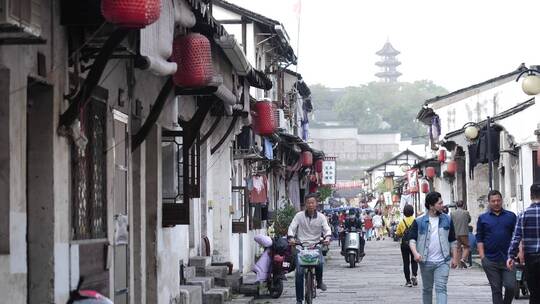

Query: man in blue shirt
<box><xmin>507</xmin><ymin>183</ymin><xmax>540</xmax><ymax>304</ymax></box>
<box><xmin>476</xmin><ymin>190</ymin><xmax>517</xmax><ymax>304</ymax></box>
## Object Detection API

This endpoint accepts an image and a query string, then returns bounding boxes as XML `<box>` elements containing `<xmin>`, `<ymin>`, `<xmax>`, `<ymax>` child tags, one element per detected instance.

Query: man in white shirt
<box><xmin>288</xmin><ymin>193</ymin><xmax>332</xmax><ymax>304</ymax></box>
<box><xmin>409</xmin><ymin>192</ymin><xmax>459</xmax><ymax>304</ymax></box>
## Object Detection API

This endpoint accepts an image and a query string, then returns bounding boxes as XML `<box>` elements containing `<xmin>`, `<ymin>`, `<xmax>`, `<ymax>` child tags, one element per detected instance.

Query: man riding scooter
<box><xmin>340</xmin><ymin>211</ymin><xmax>366</xmax><ymax>264</ymax></box>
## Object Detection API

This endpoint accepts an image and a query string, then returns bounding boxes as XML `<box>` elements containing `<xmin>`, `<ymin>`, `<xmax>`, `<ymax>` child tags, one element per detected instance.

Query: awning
<box><xmin>247</xmin><ymin>68</ymin><xmax>272</xmax><ymax>90</ymax></box>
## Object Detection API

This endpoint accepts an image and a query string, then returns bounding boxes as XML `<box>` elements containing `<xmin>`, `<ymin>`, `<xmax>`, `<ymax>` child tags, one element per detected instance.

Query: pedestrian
<box><xmin>409</xmin><ymin>191</ymin><xmax>459</xmax><ymax>304</ymax></box>
<box><xmin>476</xmin><ymin>189</ymin><xmax>517</xmax><ymax>304</ymax></box>
<box><xmin>396</xmin><ymin>204</ymin><xmax>418</xmax><ymax>287</ymax></box>
<box><xmin>451</xmin><ymin>200</ymin><xmax>471</xmax><ymax>268</ymax></box>
<box><xmin>364</xmin><ymin>212</ymin><xmax>374</xmax><ymax>241</ymax></box>
<box><xmin>467</xmin><ymin>225</ymin><xmax>477</xmax><ymax>267</ymax></box>
<box><xmin>373</xmin><ymin>210</ymin><xmax>384</xmax><ymax>240</ymax></box>
<box><xmin>507</xmin><ymin>183</ymin><xmax>540</xmax><ymax>304</ymax></box>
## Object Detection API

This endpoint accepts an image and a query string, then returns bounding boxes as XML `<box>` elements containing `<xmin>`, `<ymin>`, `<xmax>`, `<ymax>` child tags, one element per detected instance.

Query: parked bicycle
<box><xmin>295</xmin><ymin>239</ymin><xmax>324</xmax><ymax>304</ymax></box>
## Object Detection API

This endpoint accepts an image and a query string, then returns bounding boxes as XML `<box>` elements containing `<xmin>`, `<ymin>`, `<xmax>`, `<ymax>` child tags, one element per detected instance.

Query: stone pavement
<box><xmin>253</xmin><ymin>238</ymin><xmax>528</xmax><ymax>304</ymax></box>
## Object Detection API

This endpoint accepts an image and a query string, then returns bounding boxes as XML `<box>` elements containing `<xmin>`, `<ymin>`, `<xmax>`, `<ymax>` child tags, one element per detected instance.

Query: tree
<box><xmin>331</xmin><ymin>80</ymin><xmax>448</xmax><ymax>138</ymax></box>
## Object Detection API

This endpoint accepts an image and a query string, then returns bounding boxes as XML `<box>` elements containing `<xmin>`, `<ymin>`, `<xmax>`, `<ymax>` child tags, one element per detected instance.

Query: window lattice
<box><xmin>72</xmin><ymin>101</ymin><xmax>107</xmax><ymax>240</ymax></box>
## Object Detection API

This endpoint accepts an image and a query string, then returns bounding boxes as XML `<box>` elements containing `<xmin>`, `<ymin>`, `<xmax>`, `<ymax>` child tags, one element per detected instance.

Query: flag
<box><xmin>292</xmin><ymin>0</ymin><xmax>301</xmax><ymax>18</ymax></box>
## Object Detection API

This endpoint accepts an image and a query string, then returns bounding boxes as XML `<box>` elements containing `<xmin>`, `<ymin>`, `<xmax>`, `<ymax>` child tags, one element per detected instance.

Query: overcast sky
<box><xmin>227</xmin><ymin>0</ymin><xmax>540</xmax><ymax>92</ymax></box>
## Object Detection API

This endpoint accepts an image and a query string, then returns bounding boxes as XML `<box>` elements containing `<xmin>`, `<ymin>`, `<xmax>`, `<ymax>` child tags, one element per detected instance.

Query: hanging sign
<box><xmin>322</xmin><ymin>160</ymin><xmax>336</xmax><ymax>185</ymax></box>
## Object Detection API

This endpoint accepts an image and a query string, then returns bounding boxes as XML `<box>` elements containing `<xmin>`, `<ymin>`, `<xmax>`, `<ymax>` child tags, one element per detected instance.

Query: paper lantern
<box><xmin>302</xmin><ymin>151</ymin><xmax>313</xmax><ymax>167</ymax></box>
<box><xmin>102</xmin><ymin>0</ymin><xmax>161</xmax><ymax>28</ymax></box>
<box><xmin>425</xmin><ymin>167</ymin><xmax>436</xmax><ymax>179</ymax></box>
<box><xmin>315</xmin><ymin>159</ymin><xmax>323</xmax><ymax>173</ymax></box>
<box><xmin>253</xmin><ymin>101</ymin><xmax>276</xmax><ymax>135</ymax></box>
<box><xmin>392</xmin><ymin>194</ymin><xmax>400</xmax><ymax>203</ymax></box>
<box><xmin>421</xmin><ymin>180</ymin><xmax>430</xmax><ymax>193</ymax></box>
<box><xmin>171</xmin><ymin>33</ymin><xmax>213</xmax><ymax>87</ymax></box>
<box><xmin>438</xmin><ymin>150</ymin><xmax>446</xmax><ymax>162</ymax></box>
<box><xmin>447</xmin><ymin>160</ymin><xmax>457</xmax><ymax>175</ymax></box>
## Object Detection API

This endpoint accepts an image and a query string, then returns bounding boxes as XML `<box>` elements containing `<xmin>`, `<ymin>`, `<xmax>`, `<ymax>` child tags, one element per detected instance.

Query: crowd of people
<box><xmin>286</xmin><ymin>184</ymin><xmax>540</xmax><ymax>304</ymax></box>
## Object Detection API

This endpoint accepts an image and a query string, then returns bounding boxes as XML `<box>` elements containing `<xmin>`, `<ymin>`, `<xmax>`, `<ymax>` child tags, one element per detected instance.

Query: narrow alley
<box><xmin>254</xmin><ymin>239</ymin><xmax>527</xmax><ymax>304</ymax></box>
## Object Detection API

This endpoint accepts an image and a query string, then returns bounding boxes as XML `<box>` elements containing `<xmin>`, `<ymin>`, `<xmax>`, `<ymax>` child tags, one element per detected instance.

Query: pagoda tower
<box><xmin>375</xmin><ymin>40</ymin><xmax>402</xmax><ymax>83</ymax></box>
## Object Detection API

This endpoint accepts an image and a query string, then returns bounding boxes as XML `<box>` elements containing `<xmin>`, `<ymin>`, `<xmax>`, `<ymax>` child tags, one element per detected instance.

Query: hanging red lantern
<box><xmin>392</xmin><ymin>194</ymin><xmax>400</xmax><ymax>203</ymax></box>
<box><xmin>171</xmin><ymin>33</ymin><xmax>213</xmax><ymax>87</ymax></box>
<box><xmin>102</xmin><ymin>0</ymin><xmax>161</xmax><ymax>28</ymax></box>
<box><xmin>425</xmin><ymin>166</ymin><xmax>436</xmax><ymax>178</ymax></box>
<box><xmin>302</xmin><ymin>151</ymin><xmax>313</xmax><ymax>167</ymax></box>
<box><xmin>315</xmin><ymin>159</ymin><xmax>323</xmax><ymax>173</ymax></box>
<box><xmin>438</xmin><ymin>150</ymin><xmax>447</xmax><ymax>162</ymax></box>
<box><xmin>447</xmin><ymin>160</ymin><xmax>457</xmax><ymax>175</ymax></box>
<box><xmin>421</xmin><ymin>180</ymin><xmax>430</xmax><ymax>193</ymax></box>
<box><xmin>253</xmin><ymin>101</ymin><xmax>276</xmax><ymax>135</ymax></box>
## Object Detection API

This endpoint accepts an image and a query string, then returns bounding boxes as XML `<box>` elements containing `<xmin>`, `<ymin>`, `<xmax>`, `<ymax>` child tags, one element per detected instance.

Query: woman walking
<box><xmin>396</xmin><ymin>205</ymin><xmax>418</xmax><ymax>287</ymax></box>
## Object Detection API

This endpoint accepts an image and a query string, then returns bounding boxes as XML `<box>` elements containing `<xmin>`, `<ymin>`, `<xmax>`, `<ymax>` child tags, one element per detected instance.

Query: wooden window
<box><xmin>232</xmin><ymin>186</ymin><xmax>248</xmax><ymax>233</ymax></box>
<box><xmin>162</xmin><ymin>132</ymin><xmax>200</xmax><ymax>226</ymax></box>
<box><xmin>71</xmin><ymin>99</ymin><xmax>107</xmax><ymax>240</ymax></box>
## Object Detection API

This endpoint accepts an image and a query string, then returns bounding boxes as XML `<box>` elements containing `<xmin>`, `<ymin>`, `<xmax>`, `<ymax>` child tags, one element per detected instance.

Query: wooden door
<box><xmin>113</xmin><ymin>110</ymin><xmax>129</xmax><ymax>304</ymax></box>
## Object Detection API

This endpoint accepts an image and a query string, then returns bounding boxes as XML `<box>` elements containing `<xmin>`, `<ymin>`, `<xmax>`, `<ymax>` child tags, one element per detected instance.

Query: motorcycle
<box><xmin>341</xmin><ymin>227</ymin><xmax>364</xmax><ymax>268</ymax></box>
<box><xmin>253</xmin><ymin>235</ymin><xmax>294</xmax><ymax>299</ymax></box>
<box><xmin>68</xmin><ymin>277</ymin><xmax>113</xmax><ymax>304</ymax></box>
<box><xmin>390</xmin><ymin>221</ymin><xmax>399</xmax><ymax>242</ymax></box>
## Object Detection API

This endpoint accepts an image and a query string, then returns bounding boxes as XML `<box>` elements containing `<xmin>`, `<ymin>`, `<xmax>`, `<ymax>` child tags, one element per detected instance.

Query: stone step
<box><xmin>183</xmin><ymin>266</ymin><xmax>197</xmax><ymax>280</ymax></box>
<box><xmin>186</xmin><ymin>276</ymin><xmax>215</xmax><ymax>292</ymax></box>
<box><xmin>196</xmin><ymin>265</ymin><xmax>229</xmax><ymax>279</ymax></box>
<box><xmin>215</xmin><ymin>271</ymin><xmax>242</xmax><ymax>293</ymax></box>
<box><xmin>203</xmin><ymin>287</ymin><xmax>230</xmax><ymax>304</ymax></box>
<box><xmin>238</xmin><ymin>283</ymin><xmax>258</xmax><ymax>296</ymax></box>
<box><xmin>189</xmin><ymin>256</ymin><xmax>212</xmax><ymax>268</ymax></box>
<box><xmin>179</xmin><ymin>285</ymin><xmax>203</xmax><ymax>304</ymax></box>
<box><xmin>226</xmin><ymin>295</ymin><xmax>254</xmax><ymax>304</ymax></box>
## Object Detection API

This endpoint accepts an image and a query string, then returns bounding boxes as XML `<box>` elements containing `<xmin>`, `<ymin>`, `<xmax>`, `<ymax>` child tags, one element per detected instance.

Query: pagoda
<box><xmin>375</xmin><ymin>40</ymin><xmax>402</xmax><ymax>83</ymax></box>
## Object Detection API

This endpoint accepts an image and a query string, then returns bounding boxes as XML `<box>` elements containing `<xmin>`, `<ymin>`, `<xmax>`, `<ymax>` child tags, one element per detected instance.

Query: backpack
<box><xmin>401</xmin><ymin>219</ymin><xmax>412</xmax><ymax>245</ymax></box>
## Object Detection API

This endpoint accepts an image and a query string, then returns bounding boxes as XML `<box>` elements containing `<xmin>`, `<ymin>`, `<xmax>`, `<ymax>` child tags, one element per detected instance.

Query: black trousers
<box><xmin>481</xmin><ymin>258</ymin><xmax>515</xmax><ymax>304</ymax></box>
<box><xmin>525</xmin><ymin>253</ymin><xmax>540</xmax><ymax>304</ymax></box>
<box><xmin>400</xmin><ymin>243</ymin><xmax>418</xmax><ymax>282</ymax></box>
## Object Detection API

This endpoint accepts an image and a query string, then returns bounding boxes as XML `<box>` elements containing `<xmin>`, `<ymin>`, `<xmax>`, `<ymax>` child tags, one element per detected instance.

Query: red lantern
<box><xmin>425</xmin><ymin>167</ymin><xmax>436</xmax><ymax>178</ymax></box>
<box><xmin>421</xmin><ymin>180</ymin><xmax>430</xmax><ymax>193</ymax></box>
<box><xmin>447</xmin><ymin>160</ymin><xmax>457</xmax><ymax>175</ymax></box>
<box><xmin>315</xmin><ymin>159</ymin><xmax>323</xmax><ymax>173</ymax></box>
<box><xmin>253</xmin><ymin>101</ymin><xmax>276</xmax><ymax>135</ymax></box>
<box><xmin>171</xmin><ymin>34</ymin><xmax>213</xmax><ymax>87</ymax></box>
<box><xmin>302</xmin><ymin>151</ymin><xmax>313</xmax><ymax>167</ymax></box>
<box><xmin>438</xmin><ymin>150</ymin><xmax>447</xmax><ymax>162</ymax></box>
<box><xmin>392</xmin><ymin>194</ymin><xmax>400</xmax><ymax>203</ymax></box>
<box><xmin>102</xmin><ymin>0</ymin><xmax>161</xmax><ymax>28</ymax></box>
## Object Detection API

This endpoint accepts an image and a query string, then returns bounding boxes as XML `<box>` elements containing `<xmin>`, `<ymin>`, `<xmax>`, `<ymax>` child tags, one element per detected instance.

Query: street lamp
<box><xmin>463</xmin><ymin>122</ymin><xmax>480</xmax><ymax>141</ymax></box>
<box><xmin>516</xmin><ymin>66</ymin><xmax>540</xmax><ymax>95</ymax></box>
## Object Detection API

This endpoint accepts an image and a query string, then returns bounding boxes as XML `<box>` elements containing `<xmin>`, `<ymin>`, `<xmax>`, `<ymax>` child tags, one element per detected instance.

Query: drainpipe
<box><xmin>535</xmin><ymin>123</ymin><xmax>540</xmax><ymax>167</ymax></box>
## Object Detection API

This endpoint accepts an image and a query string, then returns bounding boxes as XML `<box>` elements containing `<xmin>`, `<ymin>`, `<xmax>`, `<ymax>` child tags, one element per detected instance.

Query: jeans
<box><xmin>419</xmin><ymin>260</ymin><xmax>450</xmax><ymax>304</ymax></box>
<box><xmin>481</xmin><ymin>257</ymin><xmax>515</xmax><ymax>304</ymax></box>
<box><xmin>525</xmin><ymin>253</ymin><xmax>540</xmax><ymax>304</ymax></box>
<box><xmin>295</xmin><ymin>249</ymin><xmax>324</xmax><ymax>302</ymax></box>
<box><xmin>401</xmin><ymin>243</ymin><xmax>418</xmax><ymax>282</ymax></box>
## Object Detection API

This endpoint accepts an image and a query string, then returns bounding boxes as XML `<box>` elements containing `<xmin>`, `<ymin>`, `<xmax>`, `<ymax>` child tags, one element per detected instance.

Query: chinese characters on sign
<box><xmin>322</xmin><ymin>160</ymin><xmax>336</xmax><ymax>185</ymax></box>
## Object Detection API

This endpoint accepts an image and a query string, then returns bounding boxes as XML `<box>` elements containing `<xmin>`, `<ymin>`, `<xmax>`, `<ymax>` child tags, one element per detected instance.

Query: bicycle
<box><xmin>295</xmin><ymin>240</ymin><xmax>324</xmax><ymax>304</ymax></box>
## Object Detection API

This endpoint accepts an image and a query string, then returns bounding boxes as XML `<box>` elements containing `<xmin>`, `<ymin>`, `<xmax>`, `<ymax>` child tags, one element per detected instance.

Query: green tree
<box><xmin>332</xmin><ymin>80</ymin><xmax>448</xmax><ymax>138</ymax></box>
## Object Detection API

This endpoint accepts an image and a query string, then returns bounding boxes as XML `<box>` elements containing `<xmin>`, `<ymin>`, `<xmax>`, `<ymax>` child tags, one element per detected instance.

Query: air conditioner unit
<box><xmin>0</xmin><ymin>0</ymin><xmax>42</xmax><ymax>41</ymax></box>
<box><xmin>275</xmin><ymin>109</ymin><xmax>289</xmax><ymax>131</ymax></box>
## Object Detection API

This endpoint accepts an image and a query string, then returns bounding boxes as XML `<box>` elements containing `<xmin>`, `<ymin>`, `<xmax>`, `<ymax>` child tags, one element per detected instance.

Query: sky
<box><xmin>226</xmin><ymin>0</ymin><xmax>540</xmax><ymax>92</ymax></box>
